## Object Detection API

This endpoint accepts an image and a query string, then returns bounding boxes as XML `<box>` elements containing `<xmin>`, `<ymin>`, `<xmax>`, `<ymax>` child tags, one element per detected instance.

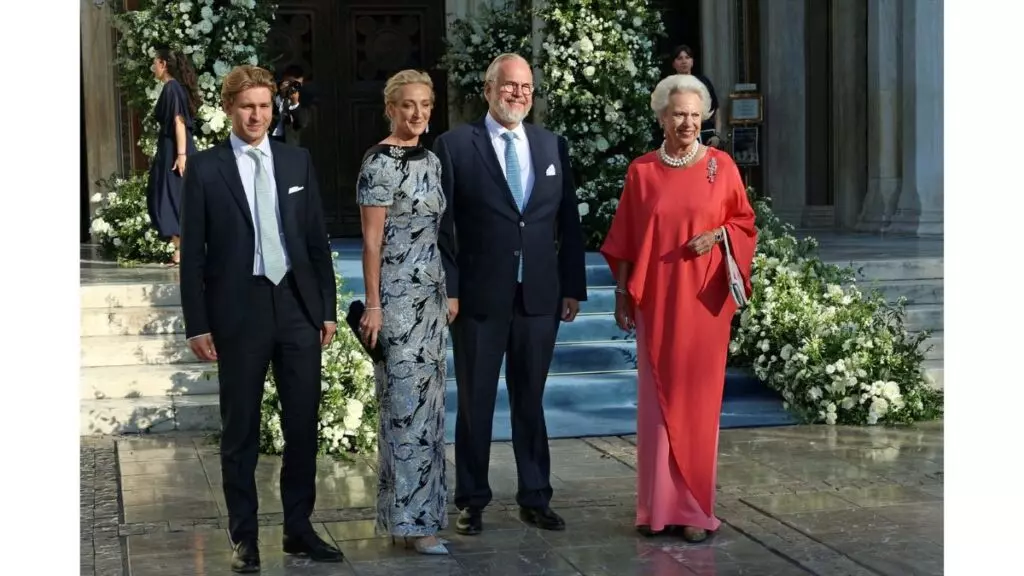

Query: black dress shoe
<box><xmin>519</xmin><ymin>506</ymin><xmax>566</xmax><ymax>531</ymax></box>
<box><xmin>455</xmin><ymin>508</ymin><xmax>483</xmax><ymax>535</ymax></box>
<box><xmin>282</xmin><ymin>532</ymin><xmax>344</xmax><ymax>562</ymax></box>
<box><xmin>231</xmin><ymin>540</ymin><xmax>261</xmax><ymax>573</ymax></box>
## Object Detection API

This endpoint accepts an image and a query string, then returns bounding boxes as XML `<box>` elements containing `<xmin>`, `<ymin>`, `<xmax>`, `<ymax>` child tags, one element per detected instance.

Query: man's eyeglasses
<box><xmin>495</xmin><ymin>81</ymin><xmax>534</xmax><ymax>96</ymax></box>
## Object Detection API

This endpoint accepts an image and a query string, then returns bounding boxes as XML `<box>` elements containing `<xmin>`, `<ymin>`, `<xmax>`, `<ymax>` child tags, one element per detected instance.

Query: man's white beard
<box><xmin>492</xmin><ymin>100</ymin><xmax>530</xmax><ymax>125</ymax></box>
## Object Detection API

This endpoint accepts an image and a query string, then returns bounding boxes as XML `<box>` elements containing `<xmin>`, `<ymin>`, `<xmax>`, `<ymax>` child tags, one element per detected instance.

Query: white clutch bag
<box><xmin>720</xmin><ymin>226</ymin><xmax>748</xmax><ymax>308</ymax></box>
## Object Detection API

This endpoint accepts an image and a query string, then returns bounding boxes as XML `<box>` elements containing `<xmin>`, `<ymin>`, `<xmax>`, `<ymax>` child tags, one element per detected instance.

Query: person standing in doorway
<box><xmin>179</xmin><ymin>65</ymin><xmax>342</xmax><ymax>573</ymax></box>
<box><xmin>147</xmin><ymin>47</ymin><xmax>200</xmax><ymax>265</ymax></box>
<box><xmin>433</xmin><ymin>53</ymin><xmax>588</xmax><ymax>536</ymax></box>
<box><xmin>668</xmin><ymin>44</ymin><xmax>723</xmax><ymax>148</ymax></box>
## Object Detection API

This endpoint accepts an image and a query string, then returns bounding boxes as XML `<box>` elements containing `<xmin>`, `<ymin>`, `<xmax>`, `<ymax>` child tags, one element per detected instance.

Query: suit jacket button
<box><xmin>519</xmin><ymin>221</ymin><xmax>525</xmax><ymax>227</ymax></box>
<box><xmin>514</xmin><ymin>250</ymin><xmax>521</xmax><ymax>256</ymax></box>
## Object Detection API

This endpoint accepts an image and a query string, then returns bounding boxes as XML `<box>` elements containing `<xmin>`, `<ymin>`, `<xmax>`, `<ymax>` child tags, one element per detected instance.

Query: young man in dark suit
<box><xmin>434</xmin><ymin>53</ymin><xmax>588</xmax><ymax>536</ymax></box>
<box><xmin>179</xmin><ymin>65</ymin><xmax>341</xmax><ymax>573</ymax></box>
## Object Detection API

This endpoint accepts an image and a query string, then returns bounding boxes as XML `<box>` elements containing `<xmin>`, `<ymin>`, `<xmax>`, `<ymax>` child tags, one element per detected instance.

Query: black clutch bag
<box><xmin>346</xmin><ymin>300</ymin><xmax>385</xmax><ymax>364</ymax></box>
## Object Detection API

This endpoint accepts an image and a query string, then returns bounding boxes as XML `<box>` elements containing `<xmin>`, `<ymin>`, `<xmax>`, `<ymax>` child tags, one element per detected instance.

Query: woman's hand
<box><xmin>686</xmin><ymin>229</ymin><xmax>721</xmax><ymax>256</ymax></box>
<box><xmin>359</xmin><ymin>307</ymin><xmax>382</xmax><ymax>349</ymax></box>
<box><xmin>447</xmin><ymin>297</ymin><xmax>459</xmax><ymax>324</ymax></box>
<box><xmin>614</xmin><ymin>291</ymin><xmax>635</xmax><ymax>332</ymax></box>
<box><xmin>173</xmin><ymin>154</ymin><xmax>187</xmax><ymax>176</ymax></box>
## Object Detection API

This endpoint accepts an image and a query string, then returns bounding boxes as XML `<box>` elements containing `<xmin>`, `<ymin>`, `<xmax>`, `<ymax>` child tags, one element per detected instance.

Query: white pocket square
<box><xmin>288</xmin><ymin>186</ymin><xmax>304</xmax><ymax>194</ymax></box>
<box><xmin>545</xmin><ymin>164</ymin><xmax>557</xmax><ymax>176</ymax></box>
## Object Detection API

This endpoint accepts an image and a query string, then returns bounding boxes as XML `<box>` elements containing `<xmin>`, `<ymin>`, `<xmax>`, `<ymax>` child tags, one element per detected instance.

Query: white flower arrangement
<box><xmin>535</xmin><ymin>0</ymin><xmax>664</xmax><ymax>249</ymax></box>
<box><xmin>440</xmin><ymin>3</ymin><xmax>533</xmax><ymax>119</ymax></box>
<box><xmin>90</xmin><ymin>174</ymin><xmax>177</xmax><ymax>264</ymax></box>
<box><xmin>260</xmin><ymin>270</ymin><xmax>379</xmax><ymax>457</ymax></box>
<box><xmin>730</xmin><ymin>191</ymin><xmax>943</xmax><ymax>426</ymax></box>
<box><xmin>112</xmin><ymin>0</ymin><xmax>277</xmax><ymax>151</ymax></box>
<box><xmin>96</xmin><ymin>0</ymin><xmax>276</xmax><ymax>263</ymax></box>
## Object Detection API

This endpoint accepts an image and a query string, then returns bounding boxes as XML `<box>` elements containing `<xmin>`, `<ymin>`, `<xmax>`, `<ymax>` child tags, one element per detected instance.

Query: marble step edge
<box><xmin>80</xmin><ymin>297</ymin><xmax>943</xmax><ymax>339</ymax></box>
<box><xmin>80</xmin><ymin>258</ymin><xmax>944</xmax><ymax>308</ymax></box>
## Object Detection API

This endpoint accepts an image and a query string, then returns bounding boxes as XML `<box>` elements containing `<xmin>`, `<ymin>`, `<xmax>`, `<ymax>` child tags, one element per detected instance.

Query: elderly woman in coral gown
<box><xmin>601</xmin><ymin>74</ymin><xmax>757</xmax><ymax>542</ymax></box>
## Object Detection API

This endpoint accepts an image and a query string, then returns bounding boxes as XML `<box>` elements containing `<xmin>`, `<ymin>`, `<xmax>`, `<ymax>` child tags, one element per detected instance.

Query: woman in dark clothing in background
<box><xmin>147</xmin><ymin>47</ymin><xmax>200</xmax><ymax>265</ymax></box>
<box><xmin>668</xmin><ymin>45</ymin><xmax>723</xmax><ymax>148</ymax></box>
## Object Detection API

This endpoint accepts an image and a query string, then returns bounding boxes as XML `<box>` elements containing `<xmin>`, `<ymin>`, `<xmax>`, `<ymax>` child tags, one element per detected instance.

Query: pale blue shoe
<box><xmin>408</xmin><ymin>536</ymin><xmax>449</xmax><ymax>555</ymax></box>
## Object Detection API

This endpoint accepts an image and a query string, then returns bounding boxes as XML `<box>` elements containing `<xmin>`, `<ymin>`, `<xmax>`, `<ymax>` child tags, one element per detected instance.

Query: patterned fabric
<box><xmin>356</xmin><ymin>144</ymin><xmax>449</xmax><ymax>537</ymax></box>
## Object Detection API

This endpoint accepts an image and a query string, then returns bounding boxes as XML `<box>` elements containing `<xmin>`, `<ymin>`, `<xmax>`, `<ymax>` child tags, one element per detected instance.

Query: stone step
<box><xmin>847</xmin><ymin>257</ymin><xmax>943</xmax><ymax>282</ymax></box>
<box><xmin>80</xmin><ymin>283</ymin><xmax>181</xmax><ymax>309</ymax></box>
<box><xmin>857</xmin><ymin>278</ymin><xmax>944</xmax><ymax>306</ymax></box>
<box><xmin>79</xmin><ymin>369</ymin><xmax>795</xmax><ymax>437</ymax></box>
<box><xmin>904</xmin><ymin>304</ymin><xmax>944</xmax><ymax>333</ymax></box>
<box><xmin>80</xmin><ymin>364</ymin><xmax>218</xmax><ymax>400</ymax></box>
<box><xmin>80</xmin><ymin>334</ymin><xmax>194</xmax><ymax>367</ymax></box>
<box><xmin>80</xmin><ymin>306</ymin><xmax>184</xmax><ymax>337</ymax></box>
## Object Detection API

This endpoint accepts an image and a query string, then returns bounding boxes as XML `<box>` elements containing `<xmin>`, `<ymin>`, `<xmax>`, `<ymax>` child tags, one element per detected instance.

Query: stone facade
<box><xmin>711</xmin><ymin>0</ymin><xmax>943</xmax><ymax>236</ymax></box>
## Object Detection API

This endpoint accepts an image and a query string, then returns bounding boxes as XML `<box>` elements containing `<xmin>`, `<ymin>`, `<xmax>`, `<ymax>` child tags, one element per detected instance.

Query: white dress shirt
<box><xmin>484</xmin><ymin>112</ymin><xmax>535</xmax><ymax>206</ymax></box>
<box><xmin>228</xmin><ymin>132</ymin><xmax>292</xmax><ymax>276</ymax></box>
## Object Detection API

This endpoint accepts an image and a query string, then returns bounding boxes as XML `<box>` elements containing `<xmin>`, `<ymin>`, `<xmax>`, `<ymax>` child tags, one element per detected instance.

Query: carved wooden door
<box><xmin>266</xmin><ymin>0</ymin><xmax>448</xmax><ymax>237</ymax></box>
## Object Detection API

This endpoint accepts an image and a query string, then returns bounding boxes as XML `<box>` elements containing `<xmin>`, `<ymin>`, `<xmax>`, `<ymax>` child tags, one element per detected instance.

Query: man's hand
<box><xmin>321</xmin><ymin>322</ymin><xmax>337</xmax><ymax>347</ymax></box>
<box><xmin>447</xmin><ymin>298</ymin><xmax>459</xmax><ymax>324</ymax></box>
<box><xmin>561</xmin><ymin>298</ymin><xmax>580</xmax><ymax>322</ymax></box>
<box><xmin>188</xmin><ymin>333</ymin><xmax>218</xmax><ymax>362</ymax></box>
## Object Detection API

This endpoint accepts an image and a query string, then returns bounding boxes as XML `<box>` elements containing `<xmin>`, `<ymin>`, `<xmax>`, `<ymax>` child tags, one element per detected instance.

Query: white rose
<box><xmin>583</xmin><ymin>65</ymin><xmax>596</xmax><ymax>78</ymax></box>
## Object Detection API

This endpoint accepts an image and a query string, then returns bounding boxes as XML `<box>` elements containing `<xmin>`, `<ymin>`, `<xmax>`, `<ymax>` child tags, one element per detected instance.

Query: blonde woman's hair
<box><xmin>650</xmin><ymin>74</ymin><xmax>712</xmax><ymax>120</ymax></box>
<box><xmin>383</xmin><ymin>69</ymin><xmax>435</xmax><ymax>111</ymax></box>
<box><xmin>221</xmin><ymin>65</ymin><xmax>277</xmax><ymax>108</ymax></box>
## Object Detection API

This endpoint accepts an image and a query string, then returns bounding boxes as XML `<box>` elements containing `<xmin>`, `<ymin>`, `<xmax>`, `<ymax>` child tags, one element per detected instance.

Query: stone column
<box><xmin>81</xmin><ymin>0</ymin><xmax>123</xmax><ymax>235</ymax></box>
<box><xmin>759</xmin><ymin>0</ymin><xmax>806</xmax><ymax>223</ymax></box>
<box><xmin>700</xmin><ymin>0</ymin><xmax>737</xmax><ymax>126</ymax></box>
<box><xmin>831</xmin><ymin>0</ymin><xmax>868</xmax><ymax>230</ymax></box>
<box><xmin>891</xmin><ymin>0</ymin><xmax>943</xmax><ymax>235</ymax></box>
<box><xmin>857</xmin><ymin>0</ymin><xmax>902</xmax><ymax>232</ymax></box>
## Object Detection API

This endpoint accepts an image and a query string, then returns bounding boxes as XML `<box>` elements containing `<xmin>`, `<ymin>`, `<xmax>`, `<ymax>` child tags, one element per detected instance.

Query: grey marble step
<box><xmin>904</xmin><ymin>304</ymin><xmax>944</xmax><ymax>333</ymax></box>
<box><xmin>857</xmin><ymin>278</ymin><xmax>943</xmax><ymax>306</ymax></box>
<box><xmin>80</xmin><ymin>306</ymin><xmax>185</xmax><ymax>337</ymax></box>
<box><xmin>80</xmin><ymin>364</ymin><xmax>218</xmax><ymax>400</ymax></box>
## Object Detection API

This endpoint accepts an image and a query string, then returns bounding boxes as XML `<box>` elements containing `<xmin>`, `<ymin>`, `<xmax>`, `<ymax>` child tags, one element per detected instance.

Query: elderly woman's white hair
<box><xmin>650</xmin><ymin>74</ymin><xmax>712</xmax><ymax>121</ymax></box>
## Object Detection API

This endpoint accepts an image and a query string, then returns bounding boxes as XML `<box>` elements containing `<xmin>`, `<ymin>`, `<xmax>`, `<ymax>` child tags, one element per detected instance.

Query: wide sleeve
<box><xmin>355</xmin><ymin>153</ymin><xmax>397</xmax><ymax>207</ymax></box>
<box><xmin>600</xmin><ymin>163</ymin><xmax>650</xmax><ymax>303</ymax></box>
<box><xmin>160</xmin><ymin>81</ymin><xmax>193</xmax><ymax>135</ymax></box>
<box><xmin>719</xmin><ymin>155</ymin><xmax>758</xmax><ymax>295</ymax></box>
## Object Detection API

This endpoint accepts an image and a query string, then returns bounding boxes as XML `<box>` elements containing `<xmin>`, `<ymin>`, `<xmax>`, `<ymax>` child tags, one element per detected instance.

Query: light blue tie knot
<box><xmin>246</xmin><ymin>148</ymin><xmax>286</xmax><ymax>285</ymax></box>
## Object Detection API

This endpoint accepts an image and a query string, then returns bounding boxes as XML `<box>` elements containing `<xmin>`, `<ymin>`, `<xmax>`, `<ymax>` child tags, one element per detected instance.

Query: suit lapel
<box><xmin>216</xmin><ymin>141</ymin><xmax>254</xmax><ymax>231</ymax></box>
<box><xmin>523</xmin><ymin>123</ymin><xmax>554</xmax><ymax>216</ymax></box>
<box><xmin>269</xmin><ymin>140</ymin><xmax>295</xmax><ymax>241</ymax></box>
<box><xmin>471</xmin><ymin>119</ymin><xmax>520</xmax><ymax>213</ymax></box>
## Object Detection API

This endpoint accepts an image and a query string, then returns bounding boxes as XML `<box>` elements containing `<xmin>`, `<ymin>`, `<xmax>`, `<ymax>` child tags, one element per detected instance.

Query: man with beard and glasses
<box><xmin>433</xmin><ymin>53</ymin><xmax>588</xmax><ymax>536</ymax></box>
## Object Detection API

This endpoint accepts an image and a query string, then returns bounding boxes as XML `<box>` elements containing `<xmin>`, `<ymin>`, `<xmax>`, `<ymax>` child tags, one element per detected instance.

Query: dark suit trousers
<box><xmin>216</xmin><ymin>273</ymin><xmax>322</xmax><ymax>543</ymax></box>
<box><xmin>453</xmin><ymin>284</ymin><xmax>560</xmax><ymax>510</ymax></box>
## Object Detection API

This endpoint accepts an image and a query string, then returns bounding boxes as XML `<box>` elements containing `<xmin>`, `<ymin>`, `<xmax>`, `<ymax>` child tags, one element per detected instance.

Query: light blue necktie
<box><xmin>501</xmin><ymin>132</ymin><xmax>524</xmax><ymax>281</ymax></box>
<box><xmin>246</xmin><ymin>148</ymin><xmax>287</xmax><ymax>285</ymax></box>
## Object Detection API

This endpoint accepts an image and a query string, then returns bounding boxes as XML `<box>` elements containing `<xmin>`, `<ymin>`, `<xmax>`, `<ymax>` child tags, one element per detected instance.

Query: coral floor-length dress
<box><xmin>601</xmin><ymin>148</ymin><xmax>757</xmax><ymax>530</ymax></box>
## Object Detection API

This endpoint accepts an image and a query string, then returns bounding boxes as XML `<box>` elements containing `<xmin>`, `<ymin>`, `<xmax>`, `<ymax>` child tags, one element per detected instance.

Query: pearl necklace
<box><xmin>658</xmin><ymin>140</ymin><xmax>701</xmax><ymax>168</ymax></box>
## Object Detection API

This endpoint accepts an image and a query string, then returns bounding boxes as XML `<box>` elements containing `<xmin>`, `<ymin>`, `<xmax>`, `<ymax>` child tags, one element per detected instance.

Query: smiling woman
<box><xmin>601</xmin><ymin>73</ymin><xmax>757</xmax><ymax>544</ymax></box>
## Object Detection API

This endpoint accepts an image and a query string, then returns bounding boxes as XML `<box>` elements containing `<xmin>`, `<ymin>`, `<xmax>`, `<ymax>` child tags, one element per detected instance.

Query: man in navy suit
<box><xmin>179</xmin><ymin>65</ymin><xmax>343</xmax><ymax>572</ymax></box>
<box><xmin>434</xmin><ymin>53</ymin><xmax>588</xmax><ymax>535</ymax></box>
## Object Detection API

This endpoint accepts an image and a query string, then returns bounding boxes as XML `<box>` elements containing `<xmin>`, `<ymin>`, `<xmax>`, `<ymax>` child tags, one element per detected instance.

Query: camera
<box><xmin>282</xmin><ymin>80</ymin><xmax>302</xmax><ymax>99</ymax></box>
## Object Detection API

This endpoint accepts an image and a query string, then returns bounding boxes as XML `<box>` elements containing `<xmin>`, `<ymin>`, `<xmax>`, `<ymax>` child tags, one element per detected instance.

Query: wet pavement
<box><xmin>81</xmin><ymin>423</ymin><xmax>943</xmax><ymax>575</ymax></box>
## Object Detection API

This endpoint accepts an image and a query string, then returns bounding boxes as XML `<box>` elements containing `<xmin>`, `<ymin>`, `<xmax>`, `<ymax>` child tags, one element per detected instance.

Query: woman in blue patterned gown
<box><xmin>356</xmin><ymin>70</ymin><xmax>456</xmax><ymax>556</ymax></box>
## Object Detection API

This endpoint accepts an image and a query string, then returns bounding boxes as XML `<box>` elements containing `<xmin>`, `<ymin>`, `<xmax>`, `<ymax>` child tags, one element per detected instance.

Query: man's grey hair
<box><xmin>650</xmin><ymin>74</ymin><xmax>712</xmax><ymax>120</ymax></box>
<box><xmin>484</xmin><ymin>53</ymin><xmax>531</xmax><ymax>85</ymax></box>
